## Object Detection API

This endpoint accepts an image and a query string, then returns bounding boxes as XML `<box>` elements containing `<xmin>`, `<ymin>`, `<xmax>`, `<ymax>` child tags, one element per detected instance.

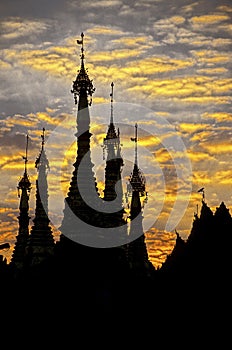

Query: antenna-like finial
<box><xmin>77</xmin><ymin>32</ymin><xmax>84</xmax><ymax>62</ymax></box>
<box><xmin>41</xmin><ymin>127</ymin><xmax>45</xmax><ymax>149</ymax></box>
<box><xmin>23</xmin><ymin>134</ymin><xmax>29</xmax><ymax>173</ymax></box>
<box><xmin>135</xmin><ymin>123</ymin><xmax>138</xmax><ymax>166</ymax></box>
<box><xmin>130</xmin><ymin>123</ymin><xmax>138</xmax><ymax>166</ymax></box>
<box><xmin>110</xmin><ymin>82</ymin><xmax>114</xmax><ymax>124</ymax></box>
<box><xmin>35</xmin><ymin>127</ymin><xmax>49</xmax><ymax>170</ymax></box>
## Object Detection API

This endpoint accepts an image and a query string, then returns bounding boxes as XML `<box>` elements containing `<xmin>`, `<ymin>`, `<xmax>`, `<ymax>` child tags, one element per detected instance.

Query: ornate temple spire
<box><xmin>103</xmin><ymin>82</ymin><xmax>124</xmax><ymax>201</ymax></box>
<box><xmin>59</xmin><ymin>33</ymin><xmax>102</xmax><ymax>248</ymax></box>
<box><xmin>104</xmin><ymin>82</ymin><xmax>117</xmax><ymax>144</ymax></box>
<box><xmin>100</xmin><ymin>82</ymin><xmax>127</xmax><ymax>233</ymax></box>
<box><xmin>11</xmin><ymin>135</ymin><xmax>31</xmax><ymax>270</ymax></box>
<box><xmin>26</xmin><ymin>128</ymin><xmax>55</xmax><ymax>267</ymax></box>
<box><xmin>128</xmin><ymin>124</ymin><xmax>146</xmax><ymax>201</ymax></box>
<box><xmin>127</xmin><ymin>124</ymin><xmax>151</xmax><ymax>275</ymax></box>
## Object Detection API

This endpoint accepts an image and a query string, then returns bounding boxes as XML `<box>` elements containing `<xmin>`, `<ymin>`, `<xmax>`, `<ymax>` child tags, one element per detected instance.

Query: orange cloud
<box><xmin>202</xmin><ymin>143</ymin><xmax>232</xmax><ymax>154</ymax></box>
<box><xmin>190</xmin><ymin>130</ymin><xmax>215</xmax><ymax>142</ymax></box>
<box><xmin>214</xmin><ymin>170</ymin><xmax>232</xmax><ymax>185</ymax></box>
<box><xmin>178</xmin><ymin>122</ymin><xmax>210</xmax><ymax>133</ymax></box>
<box><xmin>202</xmin><ymin>112</ymin><xmax>232</xmax><ymax>122</ymax></box>
<box><xmin>193</xmin><ymin>171</ymin><xmax>212</xmax><ymax>184</ymax></box>
<box><xmin>187</xmin><ymin>151</ymin><xmax>215</xmax><ymax>162</ymax></box>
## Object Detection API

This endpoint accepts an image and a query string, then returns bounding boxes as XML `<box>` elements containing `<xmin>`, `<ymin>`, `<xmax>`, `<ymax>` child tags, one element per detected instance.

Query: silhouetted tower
<box><xmin>11</xmin><ymin>135</ymin><xmax>31</xmax><ymax>270</ymax></box>
<box><xmin>59</xmin><ymin>32</ymin><xmax>103</xmax><ymax>252</ymax></box>
<box><xmin>102</xmin><ymin>82</ymin><xmax>127</xmax><ymax>229</ymax></box>
<box><xmin>126</xmin><ymin>124</ymin><xmax>151</xmax><ymax>275</ymax></box>
<box><xmin>26</xmin><ymin>128</ymin><xmax>55</xmax><ymax>267</ymax></box>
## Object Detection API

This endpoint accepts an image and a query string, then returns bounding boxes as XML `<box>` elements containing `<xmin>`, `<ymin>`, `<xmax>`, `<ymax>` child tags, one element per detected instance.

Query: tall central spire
<box><xmin>59</xmin><ymin>33</ymin><xmax>101</xmax><ymax>248</ymax></box>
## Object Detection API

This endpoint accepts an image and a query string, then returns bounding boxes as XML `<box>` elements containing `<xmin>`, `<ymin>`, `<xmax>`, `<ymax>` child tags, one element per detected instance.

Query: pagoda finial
<box><xmin>77</xmin><ymin>32</ymin><xmax>85</xmax><ymax>62</ymax></box>
<box><xmin>41</xmin><ymin>127</ymin><xmax>45</xmax><ymax>149</ymax></box>
<box><xmin>110</xmin><ymin>82</ymin><xmax>114</xmax><ymax>124</ymax></box>
<box><xmin>23</xmin><ymin>134</ymin><xmax>29</xmax><ymax>173</ymax></box>
<box><xmin>71</xmin><ymin>32</ymin><xmax>95</xmax><ymax>105</ymax></box>
<box><xmin>35</xmin><ymin>127</ymin><xmax>49</xmax><ymax>171</ymax></box>
<box><xmin>131</xmin><ymin>123</ymin><xmax>138</xmax><ymax>166</ymax></box>
<box><xmin>17</xmin><ymin>134</ymin><xmax>31</xmax><ymax>197</ymax></box>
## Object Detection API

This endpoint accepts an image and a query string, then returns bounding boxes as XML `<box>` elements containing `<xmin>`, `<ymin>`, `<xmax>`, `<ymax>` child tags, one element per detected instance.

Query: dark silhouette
<box><xmin>0</xmin><ymin>34</ymin><xmax>231</xmax><ymax>329</ymax></box>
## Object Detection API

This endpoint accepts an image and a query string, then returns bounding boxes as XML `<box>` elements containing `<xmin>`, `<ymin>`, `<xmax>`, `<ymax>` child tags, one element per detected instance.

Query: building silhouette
<box><xmin>0</xmin><ymin>33</ymin><xmax>231</xmax><ymax>322</ymax></box>
<box><xmin>10</xmin><ymin>135</ymin><xmax>31</xmax><ymax>273</ymax></box>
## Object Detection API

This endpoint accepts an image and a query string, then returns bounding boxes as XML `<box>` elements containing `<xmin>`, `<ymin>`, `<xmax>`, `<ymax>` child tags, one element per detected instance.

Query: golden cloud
<box><xmin>111</xmin><ymin>35</ymin><xmax>159</xmax><ymax>49</ymax></box>
<box><xmin>89</xmin><ymin>48</ymin><xmax>142</xmax><ymax>62</ymax></box>
<box><xmin>176</xmin><ymin>96</ymin><xmax>231</xmax><ymax>104</ymax></box>
<box><xmin>0</xmin><ymin>59</ymin><xmax>11</xmax><ymax>69</ymax></box>
<box><xmin>187</xmin><ymin>151</ymin><xmax>215</xmax><ymax>162</ymax></box>
<box><xmin>178</xmin><ymin>122</ymin><xmax>209</xmax><ymax>133</ymax></box>
<box><xmin>213</xmin><ymin>170</ymin><xmax>232</xmax><ymax>185</ymax></box>
<box><xmin>202</xmin><ymin>143</ymin><xmax>232</xmax><ymax>154</ymax></box>
<box><xmin>193</xmin><ymin>171</ymin><xmax>212</xmax><ymax>184</ymax></box>
<box><xmin>190</xmin><ymin>14</ymin><xmax>230</xmax><ymax>24</ymax></box>
<box><xmin>127</xmin><ymin>76</ymin><xmax>232</xmax><ymax>102</ymax></box>
<box><xmin>197</xmin><ymin>67</ymin><xmax>228</xmax><ymax>75</ymax></box>
<box><xmin>1</xmin><ymin>18</ymin><xmax>50</xmax><ymax>40</ymax></box>
<box><xmin>190</xmin><ymin>130</ymin><xmax>215</xmax><ymax>142</ymax></box>
<box><xmin>202</xmin><ymin>112</ymin><xmax>232</xmax><ymax>122</ymax></box>
<box><xmin>86</xmin><ymin>26</ymin><xmax>124</xmax><ymax>36</ymax></box>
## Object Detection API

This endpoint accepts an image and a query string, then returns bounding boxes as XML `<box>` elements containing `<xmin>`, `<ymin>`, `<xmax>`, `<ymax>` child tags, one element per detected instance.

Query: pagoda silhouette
<box><xmin>0</xmin><ymin>33</ymin><xmax>154</xmax><ymax>312</ymax></box>
<box><xmin>0</xmin><ymin>33</ymin><xmax>231</xmax><ymax>321</ymax></box>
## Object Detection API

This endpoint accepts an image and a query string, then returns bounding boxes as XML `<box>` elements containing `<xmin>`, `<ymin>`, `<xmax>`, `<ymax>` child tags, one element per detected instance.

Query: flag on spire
<box><xmin>198</xmin><ymin>187</ymin><xmax>204</xmax><ymax>193</ymax></box>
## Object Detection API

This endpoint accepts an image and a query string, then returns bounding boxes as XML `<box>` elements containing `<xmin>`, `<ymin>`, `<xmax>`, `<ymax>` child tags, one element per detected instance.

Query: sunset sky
<box><xmin>0</xmin><ymin>0</ymin><xmax>232</xmax><ymax>268</ymax></box>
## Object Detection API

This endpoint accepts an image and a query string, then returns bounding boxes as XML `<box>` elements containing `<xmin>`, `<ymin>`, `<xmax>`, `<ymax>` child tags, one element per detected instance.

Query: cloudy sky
<box><xmin>0</xmin><ymin>0</ymin><xmax>232</xmax><ymax>268</ymax></box>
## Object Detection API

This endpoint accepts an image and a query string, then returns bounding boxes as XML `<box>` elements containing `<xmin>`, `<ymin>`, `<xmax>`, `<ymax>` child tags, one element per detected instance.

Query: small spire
<box><xmin>128</xmin><ymin>124</ymin><xmax>147</xmax><ymax>198</ymax></box>
<box><xmin>17</xmin><ymin>134</ymin><xmax>31</xmax><ymax>196</ymax></box>
<box><xmin>35</xmin><ymin>127</ymin><xmax>49</xmax><ymax>171</ymax></box>
<box><xmin>103</xmin><ymin>82</ymin><xmax>117</xmax><ymax>143</ymax></box>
